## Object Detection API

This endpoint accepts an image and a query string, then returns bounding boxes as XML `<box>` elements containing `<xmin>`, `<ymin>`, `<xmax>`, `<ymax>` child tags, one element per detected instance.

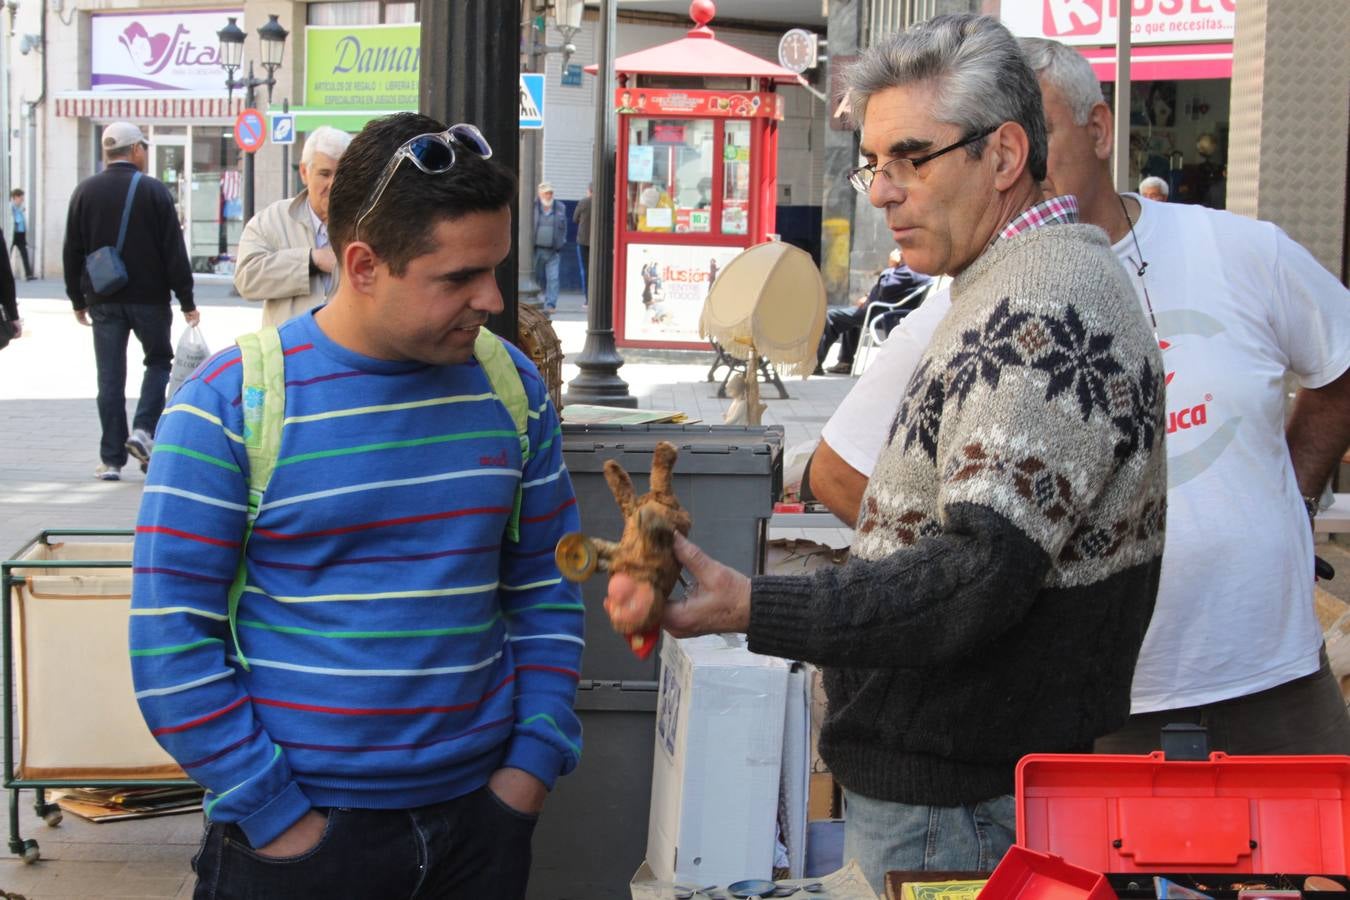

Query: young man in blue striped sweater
<box><xmin>131</xmin><ymin>113</ymin><xmax>584</xmax><ymax>899</ymax></box>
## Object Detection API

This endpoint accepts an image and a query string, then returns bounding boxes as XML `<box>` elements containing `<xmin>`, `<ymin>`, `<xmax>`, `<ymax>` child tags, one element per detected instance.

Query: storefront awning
<box><xmin>1081</xmin><ymin>43</ymin><xmax>1233</xmax><ymax>82</ymax></box>
<box><xmin>290</xmin><ymin>106</ymin><xmax>413</xmax><ymax>133</ymax></box>
<box><xmin>55</xmin><ymin>91</ymin><xmax>242</xmax><ymax>120</ymax></box>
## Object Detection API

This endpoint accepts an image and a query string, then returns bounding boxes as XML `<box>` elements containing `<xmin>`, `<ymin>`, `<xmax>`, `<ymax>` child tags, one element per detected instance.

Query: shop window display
<box><xmin>1106</xmin><ymin>78</ymin><xmax>1229</xmax><ymax>209</ymax></box>
<box><xmin>626</xmin><ymin>118</ymin><xmax>716</xmax><ymax>234</ymax></box>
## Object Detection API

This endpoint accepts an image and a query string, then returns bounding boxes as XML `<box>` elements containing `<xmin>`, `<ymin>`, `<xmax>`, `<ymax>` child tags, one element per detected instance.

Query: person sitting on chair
<box><xmin>816</xmin><ymin>248</ymin><xmax>929</xmax><ymax>374</ymax></box>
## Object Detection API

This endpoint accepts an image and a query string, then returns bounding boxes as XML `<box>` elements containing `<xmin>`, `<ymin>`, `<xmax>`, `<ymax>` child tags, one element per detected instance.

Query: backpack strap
<box><xmin>115</xmin><ymin>172</ymin><xmax>142</xmax><ymax>255</ymax></box>
<box><xmin>226</xmin><ymin>326</ymin><xmax>286</xmax><ymax>671</ymax></box>
<box><xmin>473</xmin><ymin>327</ymin><xmax>530</xmax><ymax>543</ymax></box>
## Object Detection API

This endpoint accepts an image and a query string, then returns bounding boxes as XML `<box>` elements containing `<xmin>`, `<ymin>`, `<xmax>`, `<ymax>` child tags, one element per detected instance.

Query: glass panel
<box><xmin>721</xmin><ymin>120</ymin><xmax>751</xmax><ymax>235</ymax></box>
<box><xmin>154</xmin><ymin>144</ymin><xmax>186</xmax><ymax>227</ymax></box>
<box><xmin>307</xmin><ymin>2</ymin><xmax>380</xmax><ymax>26</ymax></box>
<box><xmin>191</xmin><ymin>130</ymin><xmax>244</xmax><ymax>274</ymax></box>
<box><xmin>624</xmin><ymin>117</ymin><xmax>715</xmax><ymax>234</ymax></box>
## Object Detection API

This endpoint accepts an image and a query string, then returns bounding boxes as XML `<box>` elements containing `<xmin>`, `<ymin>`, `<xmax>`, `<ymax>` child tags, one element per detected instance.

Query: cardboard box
<box><xmin>646</xmin><ymin>635</ymin><xmax>789</xmax><ymax>886</ymax></box>
<box><xmin>808</xmin><ymin>773</ymin><xmax>839</xmax><ymax>820</ymax></box>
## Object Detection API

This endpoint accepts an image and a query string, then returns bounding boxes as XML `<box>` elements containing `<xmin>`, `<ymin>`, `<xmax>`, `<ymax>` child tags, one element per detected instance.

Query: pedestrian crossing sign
<box><xmin>520</xmin><ymin>73</ymin><xmax>545</xmax><ymax>130</ymax></box>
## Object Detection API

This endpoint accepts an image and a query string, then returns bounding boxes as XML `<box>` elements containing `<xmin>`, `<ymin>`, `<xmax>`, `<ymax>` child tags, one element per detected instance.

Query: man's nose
<box><xmin>869</xmin><ymin>172</ymin><xmax>904</xmax><ymax>210</ymax></box>
<box><xmin>472</xmin><ymin>280</ymin><xmax>505</xmax><ymax>315</ymax></box>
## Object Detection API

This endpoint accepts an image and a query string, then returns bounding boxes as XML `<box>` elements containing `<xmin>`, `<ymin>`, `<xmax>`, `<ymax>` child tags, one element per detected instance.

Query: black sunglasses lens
<box><xmin>408</xmin><ymin>136</ymin><xmax>455</xmax><ymax>173</ymax></box>
<box><xmin>449</xmin><ymin>125</ymin><xmax>493</xmax><ymax>159</ymax></box>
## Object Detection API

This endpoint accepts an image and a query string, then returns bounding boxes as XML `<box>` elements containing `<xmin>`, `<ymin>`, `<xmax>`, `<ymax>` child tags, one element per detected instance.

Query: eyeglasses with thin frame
<box><xmin>353</xmin><ymin>123</ymin><xmax>494</xmax><ymax>243</ymax></box>
<box><xmin>848</xmin><ymin>125</ymin><xmax>999</xmax><ymax>193</ymax></box>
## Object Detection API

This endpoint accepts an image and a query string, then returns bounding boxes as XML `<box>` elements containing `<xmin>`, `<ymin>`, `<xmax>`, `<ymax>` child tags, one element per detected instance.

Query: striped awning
<box><xmin>55</xmin><ymin>92</ymin><xmax>242</xmax><ymax>121</ymax></box>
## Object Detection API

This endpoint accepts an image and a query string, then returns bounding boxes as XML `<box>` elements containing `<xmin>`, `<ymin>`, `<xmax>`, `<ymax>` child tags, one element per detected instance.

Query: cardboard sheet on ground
<box><xmin>630</xmin><ymin>859</ymin><xmax>879</xmax><ymax>899</ymax></box>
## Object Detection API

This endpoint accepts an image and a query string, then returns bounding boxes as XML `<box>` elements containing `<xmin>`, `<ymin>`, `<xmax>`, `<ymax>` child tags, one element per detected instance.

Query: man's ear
<box><xmin>298</xmin><ymin>162</ymin><xmax>311</xmax><ymax>189</ymax></box>
<box><xmin>989</xmin><ymin>121</ymin><xmax>1031</xmax><ymax>192</ymax></box>
<box><xmin>342</xmin><ymin>241</ymin><xmax>380</xmax><ymax>295</ymax></box>
<box><xmin>1088</xmin><ymin>101</ymin><xmax>1114</xmax><ymax>161</ymax></box>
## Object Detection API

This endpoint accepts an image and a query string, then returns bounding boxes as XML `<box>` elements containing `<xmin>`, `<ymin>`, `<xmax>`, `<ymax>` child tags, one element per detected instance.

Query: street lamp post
<box><xmin>217</xmin><ymin>14</ymin><xmax>289</xmax><ymax>224</ymax></box>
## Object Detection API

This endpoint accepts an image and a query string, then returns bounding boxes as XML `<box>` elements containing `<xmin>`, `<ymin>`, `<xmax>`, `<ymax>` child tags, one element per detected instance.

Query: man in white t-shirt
<box><xmin>813</xmin><ymin>37</ymin><xmax>1350</xmax><ymax>755</ymax></box>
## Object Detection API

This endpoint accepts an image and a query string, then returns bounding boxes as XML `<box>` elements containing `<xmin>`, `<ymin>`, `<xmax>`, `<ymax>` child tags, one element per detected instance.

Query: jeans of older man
<box><xmin>90</xmin><ymin>302</ymin><xmax>173</xmax><ymax>467</ymax></box>
<box><xmin>532</xmin><ymin>248</ymin><xmax>561</xmax><ymax>311</ymax></box>
<box><xmin>842</xmin><ymin>790</ymin><xmax>1015</xmax><ymax>892</ymax></box>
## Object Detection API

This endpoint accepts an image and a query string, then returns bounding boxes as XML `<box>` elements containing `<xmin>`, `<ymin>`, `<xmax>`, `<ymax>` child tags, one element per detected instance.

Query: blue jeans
<box><xmin>843</xmin><ymin>789</ymin><xmax>1016</xmax><ymax>893</ymax></box>
<box><xmin>576</xmin><ymin>244</ymin><xmax>589</xmax><ymax>298</ymax></box>
<box><xmin>90</xmin><ymin>302</ymin><xmax>173</xmax><ymax>466</ymax></box>
<box><xmin>533</xmin><ymin>248</ymin><xmax>560</xmax><ymax>310</ymax></box>
<box><xmin>191</xmin><ymin>786</ymin><xmax>537</xmax><ymax>900</ymax></box>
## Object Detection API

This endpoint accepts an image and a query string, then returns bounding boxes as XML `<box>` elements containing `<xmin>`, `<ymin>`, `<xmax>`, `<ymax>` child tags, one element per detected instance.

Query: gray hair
<box><xmin>301</xmin><ymin>126</ymin><xmax>352</xmax><ymax>166</ymax></box>
<box><xmin>1139</xmin><ymin>176</ymin><xmax>1169</xmax><ymax>198</ymax></box>
<box><xmin>846</xmin><ymin>14</ymin><xmax>1047</xmax><ymax>182</ymax></box>
<box><xmin>1019</xmin><ymin>37</ymin><xmax>1104</xmax><ymax>126</ymax></box>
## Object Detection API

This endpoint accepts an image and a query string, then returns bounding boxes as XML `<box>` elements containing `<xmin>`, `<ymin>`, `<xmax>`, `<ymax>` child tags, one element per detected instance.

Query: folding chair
<box><xmin>850</xmin><ymin>282</ymin><xmax>934</xmax><ymax>375</ymax></box>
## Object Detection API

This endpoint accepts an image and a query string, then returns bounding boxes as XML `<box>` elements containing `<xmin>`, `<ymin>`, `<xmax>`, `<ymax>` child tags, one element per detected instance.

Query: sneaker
<box><xmin>826</xmin><ymin>362</ymin><xmax>854</xmax><ymax>375</ymax></box>
<box><xmin>126</xmin><ymin>429</ymin><xmax>153</xmax><ymax>473</ymax></box>
<box><xmin>94</xmin><ymin>464</ymin><xmax>121</xmax><ymax>482</ymax></box>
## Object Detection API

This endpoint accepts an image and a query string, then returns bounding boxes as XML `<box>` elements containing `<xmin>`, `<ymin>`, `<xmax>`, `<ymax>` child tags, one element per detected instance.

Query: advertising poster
<box><xmin>625</xmin><ymin>243</ymin><xmax>743</xmax><ymax>344</ymax></box>
<box><xmin>92</xmin><ymin>9</ymin><xmax>243</xmax><ymax>91</ymax></box>
<box><xmin>1001</xmin><ymin>1</ymin><xmax>1234</xmax><ymax>46</ymax></box>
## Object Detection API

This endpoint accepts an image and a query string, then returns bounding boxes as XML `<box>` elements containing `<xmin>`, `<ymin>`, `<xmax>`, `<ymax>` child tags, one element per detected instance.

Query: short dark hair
<box><xmin>9</xmin><ymin>189</ymin><xmax>21</xmax><ymax>198</ymax></box>
<box><xmin>327</xmin><ymin>112</ymin><xmax>517</xmax><ymax>276</ymax></box>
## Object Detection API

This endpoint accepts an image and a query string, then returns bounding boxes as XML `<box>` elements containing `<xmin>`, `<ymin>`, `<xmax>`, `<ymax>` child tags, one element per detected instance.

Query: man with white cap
<box><xmin>234</xmin><ymin>125</ymin><xmax>353</xmax><ymax>326</ymax></box>
<box><xmin>62</xmin><ymin>121</ymin><xmax>196</xmax><ymax>481</ymax></box>
<box><xmin>532</xmin><ymin>181</ymin><xmax>567</xmax><ymax>315</ymax></box>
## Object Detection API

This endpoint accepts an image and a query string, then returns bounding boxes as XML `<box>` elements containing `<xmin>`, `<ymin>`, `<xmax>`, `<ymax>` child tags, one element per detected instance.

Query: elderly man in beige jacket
<box><xmin>234</xmin><ymin>126</ymin><xmax>352</xmax><ymax>326</ymax></box>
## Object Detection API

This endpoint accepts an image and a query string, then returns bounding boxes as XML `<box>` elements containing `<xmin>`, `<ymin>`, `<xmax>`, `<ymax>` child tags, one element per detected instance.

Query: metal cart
<box><xmin>2</xmin><ymin>529</ymin><xmax>195</xmax><ymax>863</ymax></box>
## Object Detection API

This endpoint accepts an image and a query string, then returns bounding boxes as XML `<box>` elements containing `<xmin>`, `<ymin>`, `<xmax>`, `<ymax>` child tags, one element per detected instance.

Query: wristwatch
<box><xmin>1304</xmin><ymin>494</ymin><xmax>1321</xmax><ymax>522</ymax></box>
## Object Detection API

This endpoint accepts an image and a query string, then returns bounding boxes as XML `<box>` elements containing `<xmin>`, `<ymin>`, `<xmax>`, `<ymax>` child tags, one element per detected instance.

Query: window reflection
<box><xmin>625</xmin><ymin>117</ymin><xmax>715</xmax><ymax>234</ymax></box>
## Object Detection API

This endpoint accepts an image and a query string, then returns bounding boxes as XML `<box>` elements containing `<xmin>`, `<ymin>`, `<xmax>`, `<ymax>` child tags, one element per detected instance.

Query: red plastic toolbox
<box><xmin>1015</xmin><ymin>752</ymin><xmax>1350</xmax><ymax>876</ymax></box>
<box><xmin>981</xmin><ymin>846</ymin><xmax>1116</xmax><ymax>900</ymax></box>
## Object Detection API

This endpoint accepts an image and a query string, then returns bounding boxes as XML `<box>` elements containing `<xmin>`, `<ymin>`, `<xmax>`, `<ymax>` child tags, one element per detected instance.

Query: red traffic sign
<box><xmin>234</xmin><ymin>108</ymin><xmax>266</xmax><ymax>154</ymax></box>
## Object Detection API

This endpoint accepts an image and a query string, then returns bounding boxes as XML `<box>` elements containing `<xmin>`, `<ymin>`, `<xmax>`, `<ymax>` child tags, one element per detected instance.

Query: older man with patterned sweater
<box><xmin>604</xmin><ymin>14</ymin><xmax>1167</xmax><ymax>889</ymax></box>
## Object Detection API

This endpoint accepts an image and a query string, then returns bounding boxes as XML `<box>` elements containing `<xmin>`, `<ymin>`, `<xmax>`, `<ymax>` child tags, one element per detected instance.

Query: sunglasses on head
<box><xmin>353</xmin><ymin>123</ymin><xmax>493</xmax><ymax>243</ymax></box>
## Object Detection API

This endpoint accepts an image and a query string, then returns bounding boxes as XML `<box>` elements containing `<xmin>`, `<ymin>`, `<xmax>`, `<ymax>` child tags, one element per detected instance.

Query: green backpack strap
<box><xmin>226</xmin><ymin>326</ymin><xmax>286</xmax><ymax>671</ymax></box>
<box><xmin>473</xmin><ymin>327</ymin><xmax>529</xmax><ymax>543</ymax></box>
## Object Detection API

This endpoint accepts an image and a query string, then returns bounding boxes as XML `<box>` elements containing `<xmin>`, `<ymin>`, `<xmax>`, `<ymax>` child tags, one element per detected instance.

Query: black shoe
<box><xmin>826</xmin><ymin>362</ymin><xmax>854</xmax><ymax>374</ymax></box>
<box><xmin>24</xmin><ymin>276</ymin><xmax>36</xmax><ymax>281</ymax></box>
<box><xmin>813</xmin><ymin>363</ymin><xmax>825</xmax><ymax>376</ymax></box>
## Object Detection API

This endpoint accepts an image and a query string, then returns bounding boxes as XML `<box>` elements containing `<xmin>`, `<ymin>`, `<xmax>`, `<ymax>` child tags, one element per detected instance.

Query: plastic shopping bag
<box><xmin>167</xmin><ymin>325</ymin><xmax>210</xmax><ymax>400</ymax></box>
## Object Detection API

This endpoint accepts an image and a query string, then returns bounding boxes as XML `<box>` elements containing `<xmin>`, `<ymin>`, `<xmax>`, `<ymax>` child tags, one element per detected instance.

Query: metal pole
<box><xmin>563</xmin><ymin>0</ymin><xmax>635</xmax><ymax>407</ymax></box>
<box><xmin>1112</xmin><ymin>3</ymin><xmax>1132</xmax><ymax>193</ymax></box>
<box><xmin>518</xmin><ymin>6</ymin><xmax>541</xmax><ymax>308</ymax></box>
<box><xmin>419</xmin><ymin>0</ymin><xmax>520</xmax><ymax>344</ymax></box>
<box><xmin>243</xmin><ymin>62</ymin><xmax>256</xmax><ymax>224</ymax></box>
<box><xmin>281</xmin><ymin>97</ymin><xmax>290</xmax><ymax>200</ymax></box>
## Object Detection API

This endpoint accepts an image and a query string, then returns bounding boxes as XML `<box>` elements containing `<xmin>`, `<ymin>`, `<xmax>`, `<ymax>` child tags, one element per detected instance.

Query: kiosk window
<box><xmin>626</xmin><ymin>118</ymin><xmax>715</xmax><ymax>233</ymax></box>
<box><xmin>722</xmin><ymin>120</ymin><xmax>751</xmax><ymax>235</ymax></box>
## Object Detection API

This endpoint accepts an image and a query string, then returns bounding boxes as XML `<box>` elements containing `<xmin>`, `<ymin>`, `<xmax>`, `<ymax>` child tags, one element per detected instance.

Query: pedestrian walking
<box><xmin>10</xmin><ymin>189</ymin><xmax>35</xmax><ymax>280</ymax></box>
<box><xmin>533</xmin><ymin>181</ymin><xmax>566</xmax><ymax>315</ymax></box>
<box><xmin>62</xmin><ymin>121</ymin><xmax>197</xmax><ymax>481</ymax></box>
<box><xmin>573</xmin><ymin>182</ymin><xmax>592</xmax><ymax>301</ymax></box>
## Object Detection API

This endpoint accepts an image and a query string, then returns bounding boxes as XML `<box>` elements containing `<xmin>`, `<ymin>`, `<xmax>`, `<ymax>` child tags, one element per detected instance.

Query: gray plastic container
<box><xmin>528</xmin><ymin>681</ymin><xmax>658</xmax><ymax>899</ymax></box>
<box><xmin>561</xmin><ymin>424</ymin><xmax>785</xmax><ymax>683</ymax></box>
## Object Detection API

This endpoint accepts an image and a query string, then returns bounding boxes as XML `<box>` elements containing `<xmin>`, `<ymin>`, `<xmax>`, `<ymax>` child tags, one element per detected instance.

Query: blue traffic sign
<box><xmin>234</xmin><ymin>108</ymin><xmax>266</xmax><ymax>153</ymax></box>
<box><xmin>520</xmin><ymin>73</ymin><xmax>545</xmax><ymax>130</ymax></box>
<box><xmin>270</xmin><ymin>113</ymin><xmax>296</xmax><ymax>146</ymax></box>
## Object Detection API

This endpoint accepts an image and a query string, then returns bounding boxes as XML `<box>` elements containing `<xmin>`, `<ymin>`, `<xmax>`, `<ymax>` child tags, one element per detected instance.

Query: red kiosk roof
<box><xmin>585</xmin><ymin>0</ymin><xmax>798</xmax><ymax>83</ymax></box>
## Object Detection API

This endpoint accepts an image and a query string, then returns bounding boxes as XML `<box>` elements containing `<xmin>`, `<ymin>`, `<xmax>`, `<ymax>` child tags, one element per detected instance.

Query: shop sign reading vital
<box><xmin>92</xmin><ymin>9</ymin><xmax>242</xmax><ymax>92</ymax></box>
<box><xmin>1002</xmin><ymin>0</ymin><xmax>1235</xmax><ymax>46</ymax></box>
<box><xmin>305</xmin><ymin>24</ymin><xmax>421</xmax><ymax>111</ymax></box>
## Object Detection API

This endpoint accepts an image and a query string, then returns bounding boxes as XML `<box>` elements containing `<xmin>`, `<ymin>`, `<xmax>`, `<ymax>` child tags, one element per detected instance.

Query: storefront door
<box><xmin>150</xmin><ymin>129</ymin><xmax>189</xmax><ymax>243</ymax></box>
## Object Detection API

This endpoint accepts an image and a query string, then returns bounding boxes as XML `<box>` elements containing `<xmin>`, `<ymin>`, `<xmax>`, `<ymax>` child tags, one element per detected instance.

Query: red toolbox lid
<box><xmin>1016</xmin><ymin>752</ymin><xmax>1350</xmax><ymax>876</ymax></box>
<box><xmin>981</xmin><ymin>846</ymin><xmax>1117</xmax><ymax>900</ymax></box>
